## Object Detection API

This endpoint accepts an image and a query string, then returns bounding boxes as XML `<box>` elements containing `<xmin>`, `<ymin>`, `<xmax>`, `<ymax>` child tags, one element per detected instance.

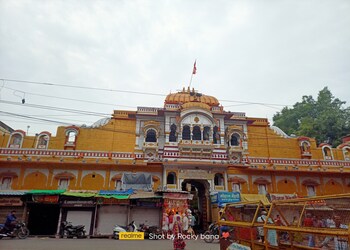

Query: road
<box><xmin>0</xmin><ymin>237</ymin><xmax>221</xmax><ymax>250</ymax></box>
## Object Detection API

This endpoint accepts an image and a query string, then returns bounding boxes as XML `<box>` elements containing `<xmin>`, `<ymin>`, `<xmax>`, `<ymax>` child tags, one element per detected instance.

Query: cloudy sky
<box><xmin>0</xmin><ymin>0</ymin><xmax>349</xmax><ymax>136</ymax></box>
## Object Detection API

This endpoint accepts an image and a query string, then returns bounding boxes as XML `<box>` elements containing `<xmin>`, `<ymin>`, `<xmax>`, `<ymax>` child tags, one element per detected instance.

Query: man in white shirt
<box><xmin>319</xmin><ymin>215</ymin><xmax>348</xmax><ymax>250</ymax></box>
<box><xmin>182</xmin><ymin>213</ymin><xmax>189</xmax><ymax>234</ymax></box>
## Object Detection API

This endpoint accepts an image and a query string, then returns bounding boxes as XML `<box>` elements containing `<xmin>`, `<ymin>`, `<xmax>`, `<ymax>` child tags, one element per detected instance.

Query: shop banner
<box><xmin>269</xmin><ymin>193</ymin><xmax>298</xmax><ymax>201</ymax></box>
<box><xmin>62</xmin><ymin>200</ymin><xmax>96</xmax><ymax>207</ymax></box>
<box><xmin>32</xmin><ymin>195</ymin><xmax>59</xmax><ymax>203</ymax></box>
<box><xmin>98</xmin><ymin>198</ymin><xmax>129</xmax><ymax>205</ymax></box>
<box><xmin>163</xmin><ymin>198</ymin><xmax>188</xmax><ymax>209</ymax></box>
<box><xmin>163</xmin><ymin>193</ymin><xmax>191</xmax><ymax>200</ymax></box>
<box><xmin>0</xmin><ymin>197</ymin><xmax>23</xmax><ymax>206</ymax></box>
<box><xmin>211</xmin><ymin>192</ymin><xmax>240</xmax><ymax>206</ymax></box>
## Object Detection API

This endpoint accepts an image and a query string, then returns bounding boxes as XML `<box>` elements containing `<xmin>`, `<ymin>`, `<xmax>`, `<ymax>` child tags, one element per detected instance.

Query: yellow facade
<box><xmin>0</xmin><ymin>87</ymin><xmax>350</xmax><ymax>231</ymax></box>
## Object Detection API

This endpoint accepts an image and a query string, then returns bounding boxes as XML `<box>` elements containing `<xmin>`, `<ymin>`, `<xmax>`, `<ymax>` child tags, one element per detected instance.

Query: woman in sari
<box><xmin>172</xmin><ymin>215</ymin><xmax>186</xmax><ymax>249</ymax></box>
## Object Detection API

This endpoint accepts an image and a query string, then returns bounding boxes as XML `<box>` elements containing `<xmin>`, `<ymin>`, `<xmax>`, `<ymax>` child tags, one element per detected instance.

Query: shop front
<box><xmin>25</xmin><ymin>190</ymin><xmax>64</xmax><ymax>235</ymax></box>
<box><xmin>0</xmin><ymin>191</ymin><xmax>25</xmax><ymax>223</ymax></box>
<box><xmin>129</xmin><ymin>192</ymin><xmax>163</xmax><ymax>227</ymax></box>
<box><xmin>161</xmin><ymin>191</ymin><xmax>192</xmax><ymax>232</ymax></box>
<box><xmin>60</xmin><ymin>191</ymin><xmax>97</xmax><ymax>236</ymax></box>
<box><xmin>95</xmin><ymin>198</ymin><xmax>129</xmax><ymax>236</ymax></box>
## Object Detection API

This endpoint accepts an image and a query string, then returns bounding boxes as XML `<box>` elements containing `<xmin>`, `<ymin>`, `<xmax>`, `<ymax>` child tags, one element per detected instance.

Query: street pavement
<box><xmin>0</xmin><ymin>237</ymin><xmax>221</xmax><ymax>250</ymax></box>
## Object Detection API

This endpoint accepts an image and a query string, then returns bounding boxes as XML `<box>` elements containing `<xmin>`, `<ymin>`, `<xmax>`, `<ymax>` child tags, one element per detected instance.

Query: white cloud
<box><xmin>0</xmin><ymin>0</ymin><xmax>349</xmax><ymax>135</ymax></box>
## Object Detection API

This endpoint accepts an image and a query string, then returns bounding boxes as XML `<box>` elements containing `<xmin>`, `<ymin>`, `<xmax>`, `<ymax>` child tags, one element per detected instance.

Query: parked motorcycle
<box><xmin>0</xmin><ymin>221</ymin><xmax>30</xmax><ymax>239</ymax></box>
<box><xmin>112</xmin><ymin>221</ymin><xmax>137</xmax><ymax>240</ymax></box>
<box><xmin>61</xmin><ymin>221</ymin><xmax>86</xmax><ymax>238</ymax></box>
<box><xmin>138</xmin><ymin>223</ymin><xmax>162</xmax><ymax>239</ymax></box>
<box><xmin>203</xmin><ymin>222</ymin><xmax>219</xmax><ymax>243</ymax></box>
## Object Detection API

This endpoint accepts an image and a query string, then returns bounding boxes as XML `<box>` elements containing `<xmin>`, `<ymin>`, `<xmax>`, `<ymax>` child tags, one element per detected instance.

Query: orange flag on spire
<box><xmin>192</xmin><ymin>60</ymin><xmax>197</xmax><ymax>74</ymax></box>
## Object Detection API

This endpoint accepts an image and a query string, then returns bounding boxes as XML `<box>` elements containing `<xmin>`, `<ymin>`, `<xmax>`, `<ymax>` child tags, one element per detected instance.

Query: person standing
<box><xmin>172</xmin><ymin>215</ymin><xmax>186</xmax><ymax>250</ymax></box>
<box><xmin>257</xmin><ymin>211</ymin><xmax>267</xmax><ymax>242</ymax></box>
<box><xmin>182</xmin><ymin>213</ymin><xmax>189</xmax><ymax>235</ymax></box>
<box><xmin>303</xmin><ymin>213</ymin><xmax>315</xmax><ymax>247</ymax></box>
<box><xmin>189</xmin><ymin>212</ymin><xmax>196</xmax><ymax>235</ymax></box>
<box><xmin>319</xmin><ymin>215</ymin><xmax>348</xmax><ymax>250</ymax></box>
<box><xmin>162</xmin><ymin>213</ymin><xmax>169</xmax><ymax>236</ymax></box>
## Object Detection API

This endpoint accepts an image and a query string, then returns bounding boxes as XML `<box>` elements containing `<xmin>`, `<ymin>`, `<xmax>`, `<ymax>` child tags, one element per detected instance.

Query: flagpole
<box><xmin>189</xmin><ymin>60</ymin><xmax>196</xmax><ymax>89</ymax></box>
<box><xmin>189</xmin><ymin>73</ymin><xmax>194</xmax><ymax>89</ymax></box>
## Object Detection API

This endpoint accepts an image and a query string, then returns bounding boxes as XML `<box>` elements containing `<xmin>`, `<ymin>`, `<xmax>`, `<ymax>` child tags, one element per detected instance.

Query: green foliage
<box><xmin>272</xmin><ymin>87</ymin><xmax>350</xmax><ymax>146</ymax></box>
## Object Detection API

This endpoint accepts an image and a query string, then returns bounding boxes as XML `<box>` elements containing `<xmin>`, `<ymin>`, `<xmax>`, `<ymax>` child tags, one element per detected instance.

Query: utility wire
<box><xmin>0</xmin><ymin>100</ymin><xmax>111</xmax><ymax>117</ymax></box>
<box><xmin>2</xmin><ymin>85</ymin><xmax>137</xmax><ymax>109</ymax></box>
<box><xmin>1</xmin><ymin>78</ymin><xmax>166</xmax><ymax>97</ymax></box>
<box><xmin>1</xmin><ymin>78</ymin><xmax>291</xmax><ymax>107</ymax></box>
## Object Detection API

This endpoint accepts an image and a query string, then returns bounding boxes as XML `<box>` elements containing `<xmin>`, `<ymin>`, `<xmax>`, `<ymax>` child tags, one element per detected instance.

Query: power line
<box><xmin>2</xmin><ymin>85</ymin><xmax>137</xmax><ymax>109</ymax></box>
<box><xmin>0</xmin><ymin>100</ymin><xmax>111</xmax><ymax>117</ymax></box>
<box><xmin>1</xmin><ymin>78</ymin><xmax>291</xmax><ymax>107</ymax></box>
<box><xmin>1</xmin><ymin>78</ymin><xmax>166</xmax><ymax>97</ymax></box>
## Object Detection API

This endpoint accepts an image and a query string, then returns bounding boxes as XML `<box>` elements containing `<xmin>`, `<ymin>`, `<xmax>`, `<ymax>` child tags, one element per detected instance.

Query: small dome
<box><xmin>165</xmin><ymin>87</ymin><xmax>219</xmax><ymax>107</ymax></box>
<box><xmin>182</xmin><ymin>101</ymin><xmax>211</xmax><ymax>110</ymax></box>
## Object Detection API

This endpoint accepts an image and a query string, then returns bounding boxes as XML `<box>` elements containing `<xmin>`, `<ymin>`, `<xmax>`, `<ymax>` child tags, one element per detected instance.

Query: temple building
<box><xmin>0</xmin><ymin>87</ymin><xmax>350</xmax><ymax>236</ymax></box>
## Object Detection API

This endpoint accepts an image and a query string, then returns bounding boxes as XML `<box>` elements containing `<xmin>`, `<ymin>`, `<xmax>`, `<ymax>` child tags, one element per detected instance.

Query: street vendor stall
<box><xmin>218</xmin><ymin>200</ymin><xmax>271</xmax><ymax>250</ymax></box>
<box><xmin>263</xmin><ymin>193</ymin><xmax>350</xmax><ymax>250</ymax></box>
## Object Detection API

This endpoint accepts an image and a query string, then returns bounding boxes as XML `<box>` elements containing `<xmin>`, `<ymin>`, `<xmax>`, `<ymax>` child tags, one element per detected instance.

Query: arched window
<box><xmin>192</xmin><ymin>126</ymin><xmax>201</xmax><ymax>140</ymax></box>
<box><xmin>37</xmin><ymin>134</ymin><xmax>49</xmax><ymax>149</ymax></box>
<box><xmin>301</xmin><ymin>142</ymin><xmax>309</xmax><ymax>152</ymax></box>
<box><xmin>145</xmin><ymin>129</ymin><xmax>157</xmax><ymax>142</ymax></box>
<box><xmin>182</xmin><ymin>125</ymin><xmax>191</xmax><ymax>140</ymax></box>
<box><xmin>232</xmin><ymin>183</ymin><xmax>241</xmax><ymax>192</ymax></box>
<box><xmin>167</xmin><ymin>172</ymin><xmax>177</xmax><ymax>185</ymax></box>
<box><xmin>214</xmin><ymin>173</ymin><xmax>224</xmax><ymax>186</ymax></box>
<box><xmin>213</xmin><ymin>126</ymin><xmax>220</xmax><ymax>144</ymax></box>
<box><xmin>67</xmin><ymin>131</ymin><xmax>77</xmax><ymax>143</ymax></box>
<box><xmin>344</xmin><ymin>147</ymin><xmax>350</xmax><ymax>161</ymax></box>
<box><xmin>9</xmin><ymin>134</ymin><xmax>22</xmax><ymax>148</ymax></box>
<box><xmin>258</xmin><ymin>184</ymin><xmax>267</xmax><ymax>195</ymax></box>
<box><xmin>230</xmin><ymin>134</ymin><xmax>240</xmax><ymax>146</ymax></box>
<box><xmin>322</xmin><ymin>146</ymin><xmax>332</xmax><ymax>160</ymax></box>
<box><xmin>12</xmin><ymin>135</ymin><xmax>21</xmax><ymax>145</ymax></box>
<box><xmin>64</xmin><ymin>127</ymin><xmax>79</xmax><ymax>149</ymax></box>
<box><xmin>169</xmin><ymin>124</ymin><xmax>177</xmax><ymax>142</ymax></box>
<box><xmin>203</xmin><ymin>126</ymin><xmax>210</xmax><ymax>141</ymax></box>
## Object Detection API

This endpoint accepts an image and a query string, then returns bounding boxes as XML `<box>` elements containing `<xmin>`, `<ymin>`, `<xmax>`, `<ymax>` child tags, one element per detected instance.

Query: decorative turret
<box><xmin>164</xmin><ymin>87</ymin><xmax>220</xmax><ymax>107</ymax></box>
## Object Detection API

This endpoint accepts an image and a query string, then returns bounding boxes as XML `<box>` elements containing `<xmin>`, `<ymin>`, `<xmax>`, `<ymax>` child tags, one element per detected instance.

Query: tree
<box><xmin>273</xmin><ymin>87</ymin><xmax>350</xmax><ymax>146</ymax></box>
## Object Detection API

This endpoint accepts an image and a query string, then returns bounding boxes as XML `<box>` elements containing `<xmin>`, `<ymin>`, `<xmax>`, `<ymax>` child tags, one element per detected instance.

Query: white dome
<box><xmin>90</xmin><ymin>118</ymin><xmax>110</xmax><ymax>128</ymax></box>
<box><xmin>270</xmin><ymin>126</ymin><xmax>292</xmax><ymax>138</ymax></box>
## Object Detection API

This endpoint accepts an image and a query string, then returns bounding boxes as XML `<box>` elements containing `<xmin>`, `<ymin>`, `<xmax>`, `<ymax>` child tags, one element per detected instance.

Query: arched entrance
<box><xmin>181</xmin><ymin>179</ymin><xmax>210</xmax><ymax>232</ymax></box>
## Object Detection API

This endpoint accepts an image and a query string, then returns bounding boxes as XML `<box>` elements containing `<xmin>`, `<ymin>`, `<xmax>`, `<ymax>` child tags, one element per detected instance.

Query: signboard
<box><xmin>32</xmin><ymin>195</ymin><xmax>59</xmax><ymax>204</ymax></box>
<box><xmin>98</xmin><ymin>198</ymin><xmax>129</xmax><ymax>205</ymax></box>
<box><xmin>269</xmin><ymin>193</ymin><xmax>298</xmax><ymax>201</ymax></box>
<box><xmin>211</xmin><ymin>192</ymin><xmax>240</xmax><ymax>206</ymax></box>
<box><xmin>62</xmin><ymin>200</ymin><xmax>95</xmax><ymax>207</ymax></box>
<box><xmin>163</xmin><ymin>193</ymin><xmax>191</xmax><ymax>200</ymax></box>
<box><xmin>178</xmin><ymin>169</ymin><xmax>213</xmax><ymax>180</ymax></box>
<box><xmin>0</xmin><ymin>197</ymin><xmax>23</xmax><ymax>206</ymax></box>
<box><xmin>136</xmin><ymin>200</ymin><xmax>162</xmax><ymax>208</ymax></box>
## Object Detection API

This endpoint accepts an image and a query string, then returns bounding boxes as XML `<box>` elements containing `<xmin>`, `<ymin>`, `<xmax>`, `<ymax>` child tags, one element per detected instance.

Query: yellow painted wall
<box><xmin>323</xmin><ymin>179</ymin><xmax>343</xmax><ymax>195</ymax></box>
<box><xmin>276</xmin><ymin>179</ymin><xmax>297</xmax><ymax>194</ymax></box>
<box><xmin>22</xmin><ymin>172</ymin><xmax>48</xmax><ymax>189</ymax></box>
<box><xmin>81</xmin><ymin>173</ymin><xmax>105</xmax><ymax>190</ymax></box>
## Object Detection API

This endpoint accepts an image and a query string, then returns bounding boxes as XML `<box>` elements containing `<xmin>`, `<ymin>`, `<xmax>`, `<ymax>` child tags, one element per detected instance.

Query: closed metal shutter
<box><xmin>96</xmin><ymin>205</ymin><xmax>128</xmax><ymax>235</ymax></box>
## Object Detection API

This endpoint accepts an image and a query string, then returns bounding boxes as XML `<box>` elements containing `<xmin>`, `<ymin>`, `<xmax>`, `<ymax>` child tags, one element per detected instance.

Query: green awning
<box><xmin>27</xmin><ymin>190</ymin><xmax>66</xmax><ymax>195</ymax></box>
<box><xmin>62</xmin><ymin>191</ymin><xmax>97</xmax><ymax>198</ymax></box>
<box><xmin>96</xmin><ymin>194</ymin><xmax>130</xmax><ymax>199</ymax></box>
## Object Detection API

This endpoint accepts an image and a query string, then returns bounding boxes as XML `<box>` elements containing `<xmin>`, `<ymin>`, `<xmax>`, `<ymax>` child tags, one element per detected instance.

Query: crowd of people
<box><xmin>303</xmin><ymin>213</ymin><xmax>349</xmax><ymax>249</ymax></box>
<box><xmin>162</xmin><ymin>209</ymin><xmax>199</xmax><ymax>249</ymax></box>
